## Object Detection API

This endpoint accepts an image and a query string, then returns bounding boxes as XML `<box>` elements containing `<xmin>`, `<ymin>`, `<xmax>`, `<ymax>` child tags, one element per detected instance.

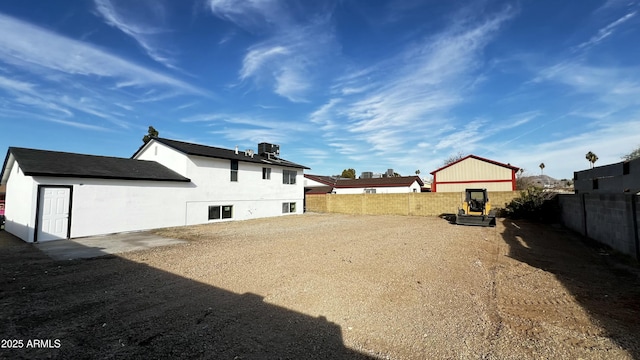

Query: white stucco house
<box><xmin>304</xmin><ymin>174</ymin><xmax>424</xmax><ymax>194</ymax></box>
<box><xmin>0</xmin><ymin>138</ymin><xmax>308</xmax><ymax>243</ymax></box>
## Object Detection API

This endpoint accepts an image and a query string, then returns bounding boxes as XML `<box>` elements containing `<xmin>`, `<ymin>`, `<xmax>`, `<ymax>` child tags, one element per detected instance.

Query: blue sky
<box><xmin>0</xmin><ymin>0</ymin><xmax>638</xmax><ymax>180</ymax></box>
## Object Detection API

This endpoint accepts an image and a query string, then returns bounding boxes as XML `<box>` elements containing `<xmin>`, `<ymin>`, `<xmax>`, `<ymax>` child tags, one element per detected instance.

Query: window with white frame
<box><xmin>262</xmin><ymin>167</ymin><xmax>271</xmax><ymax>180</ymax></box>
<box><xmin>209</xmin><ymin>205</ymin><xmax>233</xmax><ymax>220</ymax></box>
<box><xmin>282</xmin><ymin>202</ymin><xmax>296</xmax><ymax>213</ymax></box>
<box><xmin>283</xmin><ymin>170</ymin><xmax>297</xmax><ymax>184</ymax></box>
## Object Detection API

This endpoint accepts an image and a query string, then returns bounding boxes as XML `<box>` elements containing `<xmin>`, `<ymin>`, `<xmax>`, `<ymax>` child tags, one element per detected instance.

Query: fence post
<box><xmin>581</xmin><ymin>193</ymin><xmax>588</xmax><ymax>238</ymax></box>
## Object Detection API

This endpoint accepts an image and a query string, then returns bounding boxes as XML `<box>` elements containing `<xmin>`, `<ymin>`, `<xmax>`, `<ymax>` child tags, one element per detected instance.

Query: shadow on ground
<box><xmin>500</xmin><ymin>219</ymin><xmax>640</xmax><ymax>358</ymax></box>
<box><xmin>0</xmin><ymin>231</ymin><xmax>375</xmax><ymax>359</ymax></box>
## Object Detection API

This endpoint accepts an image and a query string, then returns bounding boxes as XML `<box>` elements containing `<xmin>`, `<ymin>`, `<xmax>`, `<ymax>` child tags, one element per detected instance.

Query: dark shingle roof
<box><xmin>305</xmin><ymin>186</ymin><xmax>334</xmax><ymax>194</ymax></box>
<box><xmin>333</xmin><ymin>176</ymin><xmax>424</xmax><ymax>188</ymax></box>
<box><xmin>304</xmin><ymin>174</ymin><xmax>341</xmax><ymax>186</ymax></box>
<box><xmin>304</xmin><ymin>174</ymin><xmax>424</xmax><ymax>189</ymax></box>
<box><xmin>2</xmin><ymin>147</ymin><xmax>190</xmax><ymax>182</ymax></box>
<box><xmin>134</xmin><ymin>137</ymin><xmax>310</xmax><ymax>170</ymax></box>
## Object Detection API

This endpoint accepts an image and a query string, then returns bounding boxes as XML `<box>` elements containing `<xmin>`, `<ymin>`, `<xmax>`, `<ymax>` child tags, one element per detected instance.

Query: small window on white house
<box><xmin>282</xmin><ymin>202</ymin><xmax>296</xmax><ymax>213</ymax></box>
<box><xmin>283</xmin><ymin>170</ymin><xmax>297</xmax><ymax>184</ymax></box>
<box><xmin>263</xmin><ymin>167</ymin><xmax>271</xmax><ymax>180</ymax></box>
<box><xmin>209</xmin><ymin>205</ymin><xmax>233</xmax><ymax>220</ymax></box>
<box><xmin>364</xmin><ymin>188</ymin><xmax>376</xmax><ymax>194</ymax></box>
<box><xmin>230</xmin><ymin>160</ymin><xmax>238</xmax><ymax>182</ymax></box>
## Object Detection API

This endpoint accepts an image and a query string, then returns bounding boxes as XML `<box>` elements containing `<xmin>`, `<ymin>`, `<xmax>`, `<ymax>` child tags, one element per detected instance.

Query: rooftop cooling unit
<box><xmin>258</xmin><ymin>142</ymin><xmax>280</xmax><ymax>157</ymax></box>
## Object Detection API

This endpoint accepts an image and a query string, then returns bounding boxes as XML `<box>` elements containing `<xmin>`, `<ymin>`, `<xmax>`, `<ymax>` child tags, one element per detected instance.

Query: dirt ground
<box><xmin>1</xmin><ymin>213</ymin><xmax>639</xmax><ymax>359</ymax></box>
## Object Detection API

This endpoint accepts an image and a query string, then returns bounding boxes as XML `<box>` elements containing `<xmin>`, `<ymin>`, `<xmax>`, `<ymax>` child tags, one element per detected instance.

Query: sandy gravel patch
<box><xmin>1</xmin><ymin>213</ymin><xmax>638</xmax><ymax>359</ymax></box>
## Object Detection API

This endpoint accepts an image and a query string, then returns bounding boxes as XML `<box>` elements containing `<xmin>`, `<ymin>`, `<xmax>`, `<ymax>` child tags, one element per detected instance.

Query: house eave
<box><xmin>26</xmin><ymin>172</ymin><xmax>192</xmax><ymax>182</ymax></box>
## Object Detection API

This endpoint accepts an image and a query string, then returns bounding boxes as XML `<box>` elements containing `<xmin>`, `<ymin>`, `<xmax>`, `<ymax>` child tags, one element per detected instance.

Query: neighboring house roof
<box><xmin>430</xmin><ymin>155</ymin><xmax>520</xmax><ymax>175</ymax></box>
<box><xmin>333</xmin><ymin>176</ymin><xmax>424</xmax><ymax>188</ymax></box>
<box><xmin>304</xmin><ymin>174</ymin><xmax>341</xmax><ymax>186</ymax></box>
<box><xmin>1</xmin><ymin>147</ymin><xmax>191</xmax><ymax>183</ymax></box>
<box><xmin>304</xmin><ymin>174</ymin><xmax>424</xmax><ymax>189</ymax></box>
<box><xmin>305</xmin><ymin>186</ymin><xmax>334</xmax><ymax>194</ymax></box>
<box><xmin>134</xmin><ymin>137</ymin><xmax>310</xmax><ymax>170</ymax></box>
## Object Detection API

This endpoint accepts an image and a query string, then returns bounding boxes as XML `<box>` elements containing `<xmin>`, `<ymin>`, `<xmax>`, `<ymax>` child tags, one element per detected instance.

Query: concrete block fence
<box><xmin>305</xmin><ymin>191</ymin><xmax>519</xmax><ymax>217</ymax></box>
<box><xmin>559</xmin><ymin>193</ymin><xmax>640</xmax><ymax>260</ymax></box>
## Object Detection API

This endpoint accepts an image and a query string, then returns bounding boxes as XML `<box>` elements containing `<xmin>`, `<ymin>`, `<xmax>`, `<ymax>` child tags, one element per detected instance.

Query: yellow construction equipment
<box><xmin>455</xmin><ymin>188</ymin><xmax>496</xmax><ymax>227</ymax></box>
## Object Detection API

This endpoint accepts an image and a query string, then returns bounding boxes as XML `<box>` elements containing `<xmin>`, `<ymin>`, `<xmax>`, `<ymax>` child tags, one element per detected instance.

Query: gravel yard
<box><xmin>1</xmin><ymin>213</ymin><xmax>639</xmax><ymax>359</ymax></box>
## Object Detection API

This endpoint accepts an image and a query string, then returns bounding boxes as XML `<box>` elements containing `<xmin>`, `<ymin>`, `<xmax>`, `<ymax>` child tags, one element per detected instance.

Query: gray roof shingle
<box><xmin>3</xmin><ymin>147</ymin><xmax>190</xmax><ymax>182</ymax></box>
<box><xmin>135</xmin><ymin>137</ymin><xmax>310</xmax><ymax>170</ymax></box>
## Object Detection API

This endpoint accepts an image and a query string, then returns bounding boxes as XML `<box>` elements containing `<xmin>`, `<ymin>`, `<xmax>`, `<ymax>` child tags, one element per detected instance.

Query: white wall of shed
<box><xmin>4</xmin><ymin>164</ymin><xmax>38</xmax><ymax>242</ymax></box>
<box><xmin>32</xmin><ymin>177</ymin><xmax>192</xmax><ymax>238</ymax></box>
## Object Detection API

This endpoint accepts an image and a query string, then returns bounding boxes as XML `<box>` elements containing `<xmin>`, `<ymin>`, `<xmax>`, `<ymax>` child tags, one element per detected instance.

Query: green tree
<box><xmin>142</xmin><ymin>126</ymin><xmax>159</xmax><ymax>144</ymax></box>
<box><xmin>622</xmin><ymin>145</ymin><xmax>640</xmax><ymax>161</ymax></box>
<box><xmin>585</xmin><ymin>151</ymin><xmax>598</xmax><ymax>168</ymax></box>
<box><xmin>415</xmin><ymin>169</ymin><xmax>420</xmax><ymax>176</ymax></box>
<box><xmin>341</xmin><ymin>168</ymin><xmax>356</xmax><ymax>179</ymax></box>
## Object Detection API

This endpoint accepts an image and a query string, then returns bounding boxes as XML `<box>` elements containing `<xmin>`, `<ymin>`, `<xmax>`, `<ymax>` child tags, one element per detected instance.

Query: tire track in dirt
<box><xmin>481</xmin><ymin>225</ymin><xmax>506</xmax><ymax>358</ymax></box>
<box><xmin>488</xmin><ymin>220</ymin><xmax>635</xmax><ymax>359</ymax></box>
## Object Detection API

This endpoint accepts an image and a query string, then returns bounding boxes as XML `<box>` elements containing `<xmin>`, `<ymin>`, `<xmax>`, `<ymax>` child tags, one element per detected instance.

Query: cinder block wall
<box><xmin>585</xmin><ymin>194</ymin><xmax>635</xmax><ymax>255</ymax></box>
<box><xmin>558</xmin><ymin>194</ymin><xmax>584</xmax><ymax>234</ymax></box>
<box><xmin>305</xmin><ymin>191</ymin><xmax>519</xmax><ymax>217</ymax></box>
<box><xmin>305</xmin><ymin>194</ymin><xmax>327</xmax><ymax>212</ymax></box>
<box><xmin>559</xmin><ymin>193</ymin><xmax>639</xmax><ymax>259</ymax></box>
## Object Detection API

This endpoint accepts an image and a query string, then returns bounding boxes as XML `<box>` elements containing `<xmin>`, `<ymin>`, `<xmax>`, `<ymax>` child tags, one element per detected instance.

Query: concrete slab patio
<box><xmin>34</xmin><ymin>232</ymin><xmax>187</xmax><ymax>260</ymax></box>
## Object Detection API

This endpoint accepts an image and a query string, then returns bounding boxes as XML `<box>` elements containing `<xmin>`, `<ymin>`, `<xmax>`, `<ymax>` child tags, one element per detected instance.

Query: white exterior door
<box><xmin>38</xmin><ymin>187</ymin><xmax>71</xmax><ymax>242</ymax></box>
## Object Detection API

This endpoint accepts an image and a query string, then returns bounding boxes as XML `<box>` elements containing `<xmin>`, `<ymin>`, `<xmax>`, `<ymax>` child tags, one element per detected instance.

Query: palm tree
<box><xmin>539</xmin><ymin>162</ymin><xmax>545</xmax><ymax>175</ymax></box>
<box><xmin>415</xmin><ymin>170</ymin><xmax>420</xmax><ymax>176</ymax></box>
<box><xmin>585</xmin><ymin>151</ymin><xmax>598</xmax><ymax>169</ymax></box>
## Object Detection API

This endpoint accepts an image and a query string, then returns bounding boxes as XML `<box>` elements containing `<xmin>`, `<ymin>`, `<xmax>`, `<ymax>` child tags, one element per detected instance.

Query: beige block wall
<box><xmin>305</xmin><ymin>191</ymin><xmax>519</xmax><ymax>216</ymax></box>
<box><xmin>305</xmin><ymin>194</ymin><xmax>327</xmax><ymax>212</ymax></box>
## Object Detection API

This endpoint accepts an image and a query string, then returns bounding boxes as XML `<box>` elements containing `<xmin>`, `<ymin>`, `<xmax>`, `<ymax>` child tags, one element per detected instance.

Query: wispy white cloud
<box><xmin>318</xmin><ymin>6</ymin><xmax>516</xmax><ymax>156</ymax></box>
<box><xmin>210</xmin><ymin>1</ymin><xmax>337</xmax><ymax>102</ymax></box>
<box><xmin>434</xmin><ymin>119</ymin><xmax>486</xmax><ymax>151</ymax></box>
<box><xmin>208</xmin><ymin>0</ymin><xmax>286</xmax><ymax>34</ymax></box>
<box><xmin>0</xmin><ymin>75</ymin><xmax>36</xmax><ymax>93</ymax></box>
<box><xmin>94</xmin><ymin>0</ymin><xmax>178</xmax><ymax>69</ymax></box>
<box><xmin>298</xmin><ymin>148</ymin><xmax>330</xmax><ymax>162</ymax></box>
<box><xmin>45</xmin><ymin>118</ymin><xmax>114</xmax><ymax>132</ymax></box>
<box><xmin>209</xmin><ymin>128</ymin><xmax>288</xmax><ymax>145</ymax></box>
<box><xmin>309</xmin><ymin>98</ymin><xmax>341</xmax><ymax>132</ymax></box>
<box><xmin>574</xmin><ymin>10</ymin><xmax>636</xmax><ymax>51</ymax></box>
<box><xmin>498</xmin><ymin>118</ymin><xmax>640</xmax><ymax>177</ymax></box>
<box><xmin>0</xmin><ymin>12</ymin><xmax>209</xmax><ymax>96</ymax></box>
<box><xmin>533</xmin><ymin>62</ymin><xmax>640</xmax><ymax>109</ymax></box>
<box><xmin>0</xmin><ymin>11</ymin><xmax>215</xmax><ymax>134</ymax></box>
<box><xmin>240</xmin><ymin>45</ymin><xmax>290</xmax><ymax>80</ymax></box>
<box><xmin>179</xmin><ymin>111</ymin><xmax>312</xmax><ymax>148</ymax></box>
